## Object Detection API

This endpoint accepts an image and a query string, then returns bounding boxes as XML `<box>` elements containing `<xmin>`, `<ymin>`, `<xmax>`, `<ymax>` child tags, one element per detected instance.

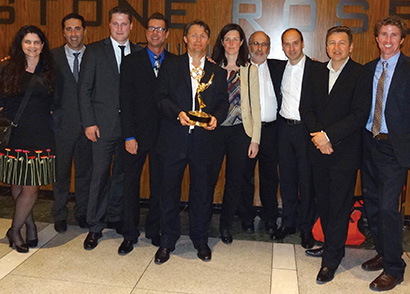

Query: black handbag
<box><xmin>0</xmin><ymin>75</ymin><xmax>38</xmax><ymax>149</ymax></box>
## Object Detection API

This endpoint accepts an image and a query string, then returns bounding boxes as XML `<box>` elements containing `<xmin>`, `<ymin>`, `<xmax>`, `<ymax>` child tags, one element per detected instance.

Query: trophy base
<box><xmin>188</xmin><ymin>110</ymin><xmax>211</xmax><ymax>128</ymax></box>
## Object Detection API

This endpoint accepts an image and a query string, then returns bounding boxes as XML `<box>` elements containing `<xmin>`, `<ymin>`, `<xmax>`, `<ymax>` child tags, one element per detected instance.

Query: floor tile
<box><xmin>137</xmin><ymin>236</ymin><xmax>272</xmax><ymax>294</ymax></box>
<box><xmin>271</xmin><ymin>268</ymin><xmax>298</xmax><ymax>294</ymax></box>
<box><xmin>0</xmin><ymin>275</ymin><xmax>132</xmax><ymax>294</ymax></box>
<box><xmin>10</xmin><ymin>227</ymin><xmax>157</xmax><ymax>288</ymax></box>
<box><xmin>272</xmin><ymin>243</ymin><xmax>296</xmax><ymax>270</ymax></box>
<box><xmin>295</xmin><ymin>246</ymin><xmax>410</xmax><ymax>294</ymax></box>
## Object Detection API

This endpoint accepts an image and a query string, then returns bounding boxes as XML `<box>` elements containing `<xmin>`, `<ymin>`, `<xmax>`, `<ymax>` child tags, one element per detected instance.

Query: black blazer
<box><xmin>78</xmin><ymin>37</ymin><xmax>142</xmax><ymax>139</ymax></box>
<box><xmin>51</xmin><ymin>45</ymin><xmax>83</xmax><ymax>135</ymax></box>
<box><xmin>155</xmin><ymin>53</ymin><xmax>229</xmax><ymax>157</ymax></box>
<box><xmin>365</xmin><ymin>53</ymin><xmax>410</xmax><ymax>167</ymax></box>
<box><xmin>300</xmin><ymin>58</ymin><xmax>372</xmax><ymax>170</ymax></box>
<box><xmin>119</xmin><ymin>48</ymin><xmax>176</xmax><ymax>151</ymax></box>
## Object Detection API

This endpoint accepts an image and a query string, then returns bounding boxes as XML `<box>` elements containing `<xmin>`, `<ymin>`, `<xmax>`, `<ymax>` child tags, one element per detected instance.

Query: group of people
<box><xmin>0</xmin><ymin>5</ymin><xmax>409</xmax><ymax>291</ymax></box>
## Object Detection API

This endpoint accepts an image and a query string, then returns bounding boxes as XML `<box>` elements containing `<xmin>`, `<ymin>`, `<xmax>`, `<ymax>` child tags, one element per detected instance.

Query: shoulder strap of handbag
<box><xmin>12</xmin><ymin>75</ymin><xmax>38</xmax><ymax>127</ymax></box>
<box><xmin>248</xmin><ymin>63</ymin><xmax>252</xmax><ymax>113</ymax></box>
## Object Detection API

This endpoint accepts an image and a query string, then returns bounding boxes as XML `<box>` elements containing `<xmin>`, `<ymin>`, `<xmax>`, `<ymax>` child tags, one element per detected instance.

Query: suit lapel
<box><xmin>179</xmin><ymin>54</ymin><xmax>192</xmax><ymax>92</ymax></box>
<box><xmin>140</xmin><ymin>49</ymin><xmax>156</xmax><ymax>78</ymax></box>
<box><xmin>57</xmin><ymin>46</ymin><xmax>77</xmax><ymax>84</ymax></box>
<box><xmin>103</xmin><ymin>38</ymin><xmax>119</xmax><ymax>75</ymax></box>
<box><xmin>328</xmin><ymin>59</ymin><xmax>352</xmax><ymax>99</ymax></box>
<box><xmin>388</xmin><ymin>53</ymin><xmax>407</xmax><ymax>97</ymax></box>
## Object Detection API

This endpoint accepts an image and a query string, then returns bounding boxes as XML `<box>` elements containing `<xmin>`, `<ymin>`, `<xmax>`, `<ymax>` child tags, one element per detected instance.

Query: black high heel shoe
<box><xmin>26</xmin><ymin>238</ymin><xmax>38</xmax><ymax>248</ymax></box>
<box><xmin>6</xmin><ymin>229</ymin><xmax>29</xmax><ymax>253</ymax></box>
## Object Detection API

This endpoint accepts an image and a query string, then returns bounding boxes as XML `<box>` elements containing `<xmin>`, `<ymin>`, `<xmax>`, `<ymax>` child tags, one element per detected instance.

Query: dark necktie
<box><xmin>118</xmin><ymin>45</ymin><xmax>126</xmax><ymax>65</ymax></box>
<box><xmin>371</xmin><ymin>61</ymin><xmax>387</xmax><ymax>137</ymax></box>
<box><xmin>153</xmin><ymin>55</ymin><xmax>161</xmax><ymax>77</ymax></box>
<box><xmin>73</xmin><ymin>52</ymin><xmax>80</xmax><ymax>83</ymax></box>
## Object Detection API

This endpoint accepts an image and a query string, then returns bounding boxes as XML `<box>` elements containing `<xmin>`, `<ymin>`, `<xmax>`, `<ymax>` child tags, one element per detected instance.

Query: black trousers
<box><xmin>312</xmin><ymin>164</ymin><xmax>357</xmax><ymax>270</ymax></box>
<box><xmin>87</xmin><ymin>121</ymin><xmax>124</xmax><ymax>233</ymax></box>
<box><xmin>122</xmin><ymin>146</ymin><xmax>161</xmax><ymax>242</ymax></box>
<box><xmin>362</xmin><ymin>131</ymin><xmax>407</xmax><ymax>279</ymax></box>
<box><xmin>53</xmin><ymin>128</ymin><xmax>92</xmax><ymax>221</ymax></box>
<box><xmin>238</xmin><ymin>121</ymin><xmax>279</xmax><ymax>227</ymax></box>
<box><xmin>208</xmin><ymin>124</ymin><xmax>250</xmax><ymax>231</ymax></box>
<box><xmin>277</xmin><ymin>117</ymin><xmax>315</xmax><ymax>231</ymax></box>
<box><xmin>159</xmin><ymin>133</ymin><xmax>213</xmax><ymax>249</ymax></box>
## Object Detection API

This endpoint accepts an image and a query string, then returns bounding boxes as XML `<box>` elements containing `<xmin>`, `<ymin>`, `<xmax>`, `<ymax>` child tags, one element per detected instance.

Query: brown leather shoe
<box><xmin>362</xmin><ymin>255</ymin><xmax>383</xmax><ymax>271</ymax></box>
<box><xmin>369</xmin><ymin>271</ymin><xmax>403</xmax><ymax>291</ymax></box>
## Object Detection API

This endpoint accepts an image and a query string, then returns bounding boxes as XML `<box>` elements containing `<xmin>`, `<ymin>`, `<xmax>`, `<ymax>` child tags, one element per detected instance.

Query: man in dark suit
<box><xmin>153</xmin><ymin>20</ymin><xmax>228</xmax><ymax>264</ymax></box>
<box><xmin>238</xmin><ymin>31</ymin><xmax>280</xmax><ymax>237</ymax></box>
<box><xmin>361</xmin><ymin>15</ymin><xmax>410</xmax><ymax>291</ymax></box>
<box><xmin>78</xmin><ymin>6</ymin><xmax>142</xmax><ymax>250</ymax></box>
<box><xmin>273</xmin><ymin>28</ymin><xmax>316</xmax><ymax>248</ymax></box>
<box><xmin>118</xmin><ymin>13</ymin><xmax>175</xmax><ymax>255</ymax></box>
<box><xmin>52</xmin><ymin>13</ymin><xmax>92</xmax><ymax>233</ymax></box>
<box><xmin>300</xmin><ymin>26</ymin><xmax>371</xmax><ymax>283</ymax></box>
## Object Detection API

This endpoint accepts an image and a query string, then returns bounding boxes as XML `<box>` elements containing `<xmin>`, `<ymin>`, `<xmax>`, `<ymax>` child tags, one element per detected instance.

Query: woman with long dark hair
<box><xmin>210</xmin><ymin>23</ymin><xmax>261</xmax><ymax>244</ymax></box>
<box><xmin>0</xmin><ymin>25</ymin><xmax>55</xmax><ymax>253</ymax></box>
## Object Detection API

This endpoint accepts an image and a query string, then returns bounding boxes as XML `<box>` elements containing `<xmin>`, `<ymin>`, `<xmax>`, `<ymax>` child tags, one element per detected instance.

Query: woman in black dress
<box><xmin>0</xmin><ymin>25</ymin><xmax>55</xmax><ymax>253</ymax></box>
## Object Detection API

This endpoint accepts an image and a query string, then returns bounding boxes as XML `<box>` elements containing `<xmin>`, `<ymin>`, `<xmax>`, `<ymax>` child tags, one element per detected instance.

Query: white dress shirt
<box><xmin>64</xmin><ymin>44</ymin><xmax>86</xmax><ymax>73</ymax></box>
<box><xmin>188</xmin><ymin>54</ymin><xmax>206</xmax><ymax>131</ymax></box>
<box><xmin>110</xmin><ymin>37</ymin><xmax>131</xmax><ymax>72</ymax></box>
<box><xmin>280</xmin><ymin>55</ymin><xmax>306</xmax><ymax>120</ymax></box>
<box><xmin>327</xmin><ymin>57</ymin><xmax>349</xmax><ymax>93</ymax></box>
<box><xmin>252</xmin><ymin>60</ymin><xmax>277</xmax><ymax>122</ymax></box>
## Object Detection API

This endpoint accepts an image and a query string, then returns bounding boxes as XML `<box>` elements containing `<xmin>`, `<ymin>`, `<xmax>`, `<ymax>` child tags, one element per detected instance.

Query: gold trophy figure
<box><xmin>188</xmin><ymin>66</ymin><xmax>214</xmax><ymax>127</ymax></box>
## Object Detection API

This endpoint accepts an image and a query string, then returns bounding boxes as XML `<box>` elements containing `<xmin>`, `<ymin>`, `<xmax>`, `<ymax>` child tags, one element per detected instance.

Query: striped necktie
<box><xmin>153</xmin><ymin>55</ymin><xmax>160</xmax><ymax>77</ymax></box>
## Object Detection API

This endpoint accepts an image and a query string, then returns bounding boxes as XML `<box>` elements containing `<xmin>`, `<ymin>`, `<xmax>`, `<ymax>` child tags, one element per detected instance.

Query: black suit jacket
<box><xmin>301</xmin><ymin>58</ymin><xmax>372</xmax><ymax>170</ymax></box>
<box><xmin>78</xmin><ymin>37</ymin><xmax>142</xmax><ymax>139</ymax></box>
<box><xmin>51</xmin><ymin>45</ymin><xmax>83</xmax><ymax>135</ymax></box>
<box><xmin>365</xmin><ymin>53</ymin><xmax>410</xmax><ymax>167</ymax></box>
<box><xmin>155</xmin><ymin>53</ymin><xmax>229</xmax><ymax>158</ymax></box>
<box><xmin>120</xmin><ymin>48</ymin><xmax>176</xmax><ymax>151</ymax></box>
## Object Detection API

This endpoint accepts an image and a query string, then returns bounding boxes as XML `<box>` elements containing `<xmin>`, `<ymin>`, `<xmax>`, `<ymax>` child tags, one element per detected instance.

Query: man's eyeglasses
<box><xmin>250</xmin><ymin>41</ymin><xmax>269</xmax><ymax>47</ymax></box>
<box><xmin>147</xmin><ymin>26</ymin><xmax>167</xmax><ymax>33</ymax></box>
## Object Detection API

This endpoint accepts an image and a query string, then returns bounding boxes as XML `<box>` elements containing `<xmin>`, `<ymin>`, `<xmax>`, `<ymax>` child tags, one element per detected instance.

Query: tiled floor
<box><xmin>1</xmin><ymin>217</ymin><xmax>410</xmax><ymax>294</ymax></box>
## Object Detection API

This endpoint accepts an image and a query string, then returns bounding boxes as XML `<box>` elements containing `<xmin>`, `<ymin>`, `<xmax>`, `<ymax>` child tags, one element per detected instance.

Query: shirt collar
<box><xmin>380</xmin><ymin>51</ymin><xmax>400</xmax><ymax>65</ymax></box>
<box><xmin>251</xmin><ymin>59</ymin><xmax>268</xmax><ymax>69</ymax></box>
<box><xmin>286</xmin><ymin>54</ymin><xmax>306</xmax><ymax>68</ymax></box>
<box><xmin>146</xmin><ymin>47</ymin><xmax>165</xmax><ymax>61</ymax></box>
<box><xmin>110</xmin><ymin>37</ymin><xmax>130</xmax><ymax>50</ymax></box>
<box><xmin>188</xmin><ymin>53</ymin><xmax>206</xmax><ymax>69</ymax></box>
<box><xmin>327</xmin><ymin>56</ymin><xmax>350</xmax><ymax>73</ymax></box>
<box><xmin>64</xmin><ymin>44</ymin><xmax>86</xmax><ymax>56</ymax></box>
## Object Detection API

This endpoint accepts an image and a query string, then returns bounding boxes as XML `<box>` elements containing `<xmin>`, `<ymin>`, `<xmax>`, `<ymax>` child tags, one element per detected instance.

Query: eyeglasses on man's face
<box><xmin>147</xmin><ymin>26</ymin><xmax>167</xmax><ymax>33</ymax></box>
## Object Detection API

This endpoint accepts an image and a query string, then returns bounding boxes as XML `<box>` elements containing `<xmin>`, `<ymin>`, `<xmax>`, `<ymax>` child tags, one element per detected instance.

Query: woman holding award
<box><xmin>210</xmin><ymin>23</ymin><xmax>261</xmax><ymax>244</ymax></box>
<box><xmin>0</xmin><ymin>25</ymin><xmax>55</xmax><ymax>253</ymax></box>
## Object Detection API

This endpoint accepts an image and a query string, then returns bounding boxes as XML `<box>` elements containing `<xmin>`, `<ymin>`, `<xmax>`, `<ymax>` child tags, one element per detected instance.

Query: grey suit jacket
<box><xmin>52</xmin><ymin>45</ymin><xmax>83</xmax><ymax>135</ymax></box>
<box><xmin>78</xmin><ymin>37</ymin><xmax>141</xmax><ymax>139</ymax></box>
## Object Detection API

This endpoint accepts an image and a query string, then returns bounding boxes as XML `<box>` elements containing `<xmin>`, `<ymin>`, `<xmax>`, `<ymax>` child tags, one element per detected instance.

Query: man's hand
<box><xmin>310</xmin><ymin>132</ymin><xmax>329</xmax><ymax>148</ymax></box>
<box><xmin>204</xmin><ymin>116</ymin><xmax>217</xmax><ymax>130</ymax></box>
<box><xmin>178</xmin><ymin>111</ymin><xmax>192</xmax><ymax>126</ymax></box>
<box><xmin>319</xmin><ymin>142</ymin><xmax>334</xmax><ymax>155</ymax></box>
<box><xmin>125</xmin><ymin>139</ymin><xmax>138</xmax><ymax>154</ymax></box>
<box><xmin>85</xmin><ymin>125</ymin><xmax>100</xmax><ymax>142</ymax></box>
<box><xmin>248</xmin><ymin>142</ymin><xmax>259</xmax><ymax>158</ymax></box>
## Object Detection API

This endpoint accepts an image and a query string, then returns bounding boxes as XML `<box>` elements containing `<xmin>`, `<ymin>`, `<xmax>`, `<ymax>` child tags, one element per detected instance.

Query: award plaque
<box><xmin>188</xmin><ymin>66</ymin><xmax>214</xmax><ymax>128</ymax></box>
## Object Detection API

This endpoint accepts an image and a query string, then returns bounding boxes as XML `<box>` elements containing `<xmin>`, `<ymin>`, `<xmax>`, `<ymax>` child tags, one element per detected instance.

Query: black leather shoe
<box><xmin>306</xmin><ymin>247</ymin><xmax>323</xmax><ymax>257</ymax></box>
<box><xmin>76</xmin><ymin>215</ymin><xmax>88</xmax><ymax>229</ymax></box>
<box><xmin>83</xmin><ymin>232</ymin><xmax>102</xmax><ymax>250</ymax></box>
<box><xmin>107</xmin><ymin>220</ymin><xmax>123</xmax><ymax>234</ymax></box>
<box><xmin>301</xmin><ymin>231</ymin><xmax>315</xmax><ymax>249</ymax></box>
<box><xmin>54</xmin><ymin>220</ymin><xmax>67</xmax><ymax>233</ymax></box>
<box><xmin>362</xmin><ymin>254</ymin><xmax>383</xmax><ymax>271</ymax></box>
<box><xmin>220</xmin><ymin>229</ymin><xmax>233</xmax><ymax>244</ymax></box>
<box><xmin>369</xmin><ymin>271</ymin><xmax>403</xmax><ymax>291</ymax></box>
<box><xmin>274</xmin><ymin>226</ymin><xmax>296</xmax><ymax>240</ymax></box>
<box><xmin>155</xmin><ymin>247</ymin><xmax>174</xmax><ymax>264</ymax></box>
<box><xmin>149</xmin><ymin>235</ymin><xmax>161</xmax><ymax>247</ymax></box>
<box><xmin>241</xmin><ymin>222</ymin><xmax>254</xmax><ymax>234</ymax></box>
<box><xmin>118</xmin><ymin>239</ymin><xmax>137</xmax><ymax>255</ymax></box>
<box><xmin>197</xmin><ymin>244</ymin><xmax>212</xmax><ymax>261</ymax></box>
<box><xmin>316</xmin><ymin>266</ymin><xmax>335</xmax><ymax>284</ymax></box>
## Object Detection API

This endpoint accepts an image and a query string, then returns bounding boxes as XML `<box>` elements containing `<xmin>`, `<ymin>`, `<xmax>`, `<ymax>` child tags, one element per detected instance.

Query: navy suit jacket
<box><xmin>301</xmin><ymin>58</ymin><xmax>372</xmax><ymax>170</ymax></box>
<box><xmin>155</xmin><ymin>53</ymin><xmax>229</xmax><ymax>158</ymax></box>
<box><xmin>365</xmin><ymin>53</ymin><xmax>410</xmax><ymax>167</ymax></box>
<box><xmin>120</xmin><ymin>48</ymin><xmax>176</xmax><ymax>151</ymax></box>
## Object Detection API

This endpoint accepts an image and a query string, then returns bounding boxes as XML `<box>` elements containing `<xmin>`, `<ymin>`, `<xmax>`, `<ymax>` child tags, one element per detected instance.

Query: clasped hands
<box><xmin>178</xmin><ymin>111</ymin><xmax>217</xmax><ymax>130</ymax></box>
<box><xmin>310</xmin><ymin>131</ymin><xmax>333</xmax><ymax>155</ymax></box>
